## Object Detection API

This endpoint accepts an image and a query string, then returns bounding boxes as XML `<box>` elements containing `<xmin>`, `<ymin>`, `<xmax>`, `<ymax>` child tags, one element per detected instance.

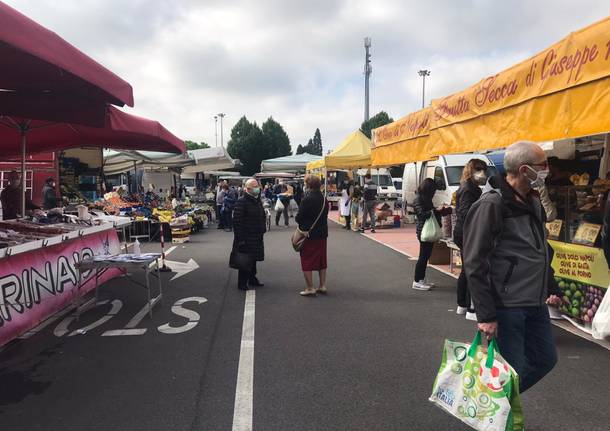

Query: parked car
<box><xmin>402</xmin><ymin>154</ymin><xmax>497</xmax><ymax>211</ymax></box>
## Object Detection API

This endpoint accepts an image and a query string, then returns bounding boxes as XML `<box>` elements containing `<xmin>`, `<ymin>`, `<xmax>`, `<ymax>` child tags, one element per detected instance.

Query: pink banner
<box><xmin>0</xmin><ymin>229</ymin><xmax>121</xmax><ymax>346</ymax></box>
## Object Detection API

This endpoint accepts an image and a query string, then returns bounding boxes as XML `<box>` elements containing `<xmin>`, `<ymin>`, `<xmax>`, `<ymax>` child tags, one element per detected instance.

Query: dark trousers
<box><xmin>275</xmin><ymin>203</ymin><xmax>289</xmax><ymax>226</ymax></box>
<box><xmin>238</xmin><ymin>262</ymin><xmax>257</xmax><ymax>289</ymax></box>
<box><xmin>344</xmin><ymin>215</ymin><xmax>351</xmax><ymax>229</ymax></box>
<box><xmin>456</xmin><ymin>250</ymin><xmax>471</xmax><ymax>308</ymax></box>
<box><xmin>414</xmin><ymin>240</ymin><xmax>434</xmax><ymax>282</ymax></box>
<box><xmin>216</xmin><ymin>204</ymin><xmax>224</xmax><ymax>228</ymax></box>
<box><xmin>495</xmin><ymin>306</ymin><xmax>557</xmax><ymax>393</ymax></box>
<box><xmin>222</xmin><ymin>210</ymin><xmax>233</xmax><ymax>230</ymax></box>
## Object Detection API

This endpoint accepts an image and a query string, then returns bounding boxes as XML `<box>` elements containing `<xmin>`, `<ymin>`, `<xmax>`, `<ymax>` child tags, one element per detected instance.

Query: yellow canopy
<box><xmin>306</xmin><ymin>130</ymin><xmax>372</xmax><ymax>171</ymax></box>
<box><xmin>372</xmin><ymin>15</ymin><xmax>610</xmax><ymax>166</ymax></box>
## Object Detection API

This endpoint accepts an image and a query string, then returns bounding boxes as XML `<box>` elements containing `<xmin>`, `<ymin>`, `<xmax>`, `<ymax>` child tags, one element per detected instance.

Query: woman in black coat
<box><xmin>232</xmin><ymin>179</ymin><xmax>267</xmax><ymax>290</ymax></box>
<box><xmin>453</xmin><ymin>158</ymin><xmax>488</xmax><ymax>317</ymax></box>
<box><xmin>413</xmin><ymin>178</ymin><xmax>451</xmax><ymax>290</ymax></box>
<box><xmin>295</xmin><ymin>175</ymin><xmax>329</xmax><ymax>297</ymax></box>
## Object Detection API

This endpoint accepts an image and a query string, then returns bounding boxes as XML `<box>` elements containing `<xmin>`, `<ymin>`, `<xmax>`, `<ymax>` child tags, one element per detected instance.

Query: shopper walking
<box><xmin>360</xmin><ymin>173</ymin><xmax>377</xmax><ymax>233</ymax></box>
<box><xmin>222</xmin><ymin>185</ymin><xmax>237</xmax><ymax>231</ymax></box>
<box><xmin>41</xmin><ymin>177</ymin><xmax>59</xmax><ymax>210</ymax></box>
<box><xmin>296</xmin><ymin>175</ymin><xmax>329</xmax><ymax>296</ymax></box>
<box><xmin>453</xmin><ymin>159</ymin><xmax>488</xmax><ymax>319</ymax></box>
<box><xmin>216</xmin><ymin>181</ymin><xmax>226</xmax><ymax>229</ymax></box>
<box><xmin>339</xmin><ymin>180</ymin><xmax>352</xmax><ymax>230</ymax></box>
<box><xmin>274</xmin><ymin>180</ymin><xmax>290</xmax><ymax>227</ymax></box>
<box><xmin>413</xmin><ymin>179</ymin><xmax>450</xmax><ymax>290</ymax></box>
<box><xmin>463</xmin><ymin>140</ymin><xmax>561</xmax><ymax>393</ymax></box>
<box><xmin>231</xmin><ymin>178</ymin><xmax>266</xmax><ymax>291</ymax></box>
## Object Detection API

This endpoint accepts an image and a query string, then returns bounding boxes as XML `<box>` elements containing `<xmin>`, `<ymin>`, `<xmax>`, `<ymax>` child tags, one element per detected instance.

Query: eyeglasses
<box><xmin>529</xmin><ymin>160</ymin><xmax>549</xmax><ymax>169</ymax></box>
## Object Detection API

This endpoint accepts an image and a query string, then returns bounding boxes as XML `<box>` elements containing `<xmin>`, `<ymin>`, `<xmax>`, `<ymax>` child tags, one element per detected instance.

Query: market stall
<box><xmin>370</xmin><ymin>17</ymin><xmax>610</xmax><ymax>338</ymax></box>
<box><xmin>260</xmin><ymin>153</ymin><xmax>322</xmax><ymax>173</ymax></box>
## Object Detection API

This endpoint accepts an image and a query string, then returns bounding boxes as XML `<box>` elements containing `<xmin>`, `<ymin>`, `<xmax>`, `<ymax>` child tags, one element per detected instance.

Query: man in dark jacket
<box><xmin>463</xmin><ymin>141</ymin><xmax>561</xmax><ymax>393</ymax></box>
<box><xmin>232</xmin><ymin>178</ymin><xmax>266</xmax><ymax>290</ymax></box>
<box><xmin>1</xmin><ymin>171</ymin><xmax>38</xmax><ymax>219</ymax></box>
<box><xmin>42</xmin><ymin>177</ymin><xmax>59</xmax><ymax>210</ymax></box>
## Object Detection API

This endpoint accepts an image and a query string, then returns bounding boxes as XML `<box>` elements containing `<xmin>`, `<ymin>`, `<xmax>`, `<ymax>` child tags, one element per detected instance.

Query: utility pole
<box><xmin>418</xmin><ymin>70</ymin><xmax>430</xmax><ymax>108</ymax></box>
<box><xmin>214</xmin><ymin>115</ymin><xmax>218</xmax><ymax>147</ymax></box>
<box><xmin>364</xmin><ymin>37</ymin><xmax>372</xmax><ymax>122</ymax></box>
<box><xmin>217</xmin><ymin>113</ymin><xmax>226</xmax><ymax>148</ymax></box>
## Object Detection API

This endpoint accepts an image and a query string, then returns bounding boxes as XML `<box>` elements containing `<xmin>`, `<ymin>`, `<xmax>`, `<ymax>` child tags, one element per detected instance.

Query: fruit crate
<box><xmin>555</xmin><ymin>276</ymin><xmax>605</xmax><ymax>324</ymax></box>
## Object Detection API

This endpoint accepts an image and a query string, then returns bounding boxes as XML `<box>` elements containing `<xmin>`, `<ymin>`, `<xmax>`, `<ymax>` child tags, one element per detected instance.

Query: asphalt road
<box><xmin>1</xmin><ymin>217</ymin><xmax>609</xmax><ymax>430</ymax></box>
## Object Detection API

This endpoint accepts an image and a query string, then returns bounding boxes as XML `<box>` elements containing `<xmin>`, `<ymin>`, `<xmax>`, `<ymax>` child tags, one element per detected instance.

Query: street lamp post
<box><xmin>364</xmin><ymin>37</ymin><xmax>372</xmax><ymax>122</ymax></box>
<box><xmin>217</xmin><ymin>113</ymin><xmax>226</xmax><ymax>148</ymax></box>
<box><xmin>214</xmin><ymin>115</ymin><xmax>218</xmax><ymax>147</ymax></box>
<box><xmin>418</xmin><ymin>70</ymin><xmax>430</xmax><ymax>108</ymax></box>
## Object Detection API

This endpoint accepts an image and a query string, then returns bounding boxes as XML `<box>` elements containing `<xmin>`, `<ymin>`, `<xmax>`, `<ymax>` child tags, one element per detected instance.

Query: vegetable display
<box><xmin>555</xmin><ymin>277</ymin><xmax>605</xmax><ymax>323</ymax></box>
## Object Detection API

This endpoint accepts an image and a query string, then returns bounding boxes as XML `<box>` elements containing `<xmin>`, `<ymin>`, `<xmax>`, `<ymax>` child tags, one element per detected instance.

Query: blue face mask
<box><xmin>252</xmin><ymin>187</ymin><xmax>261</xmax><ymax>196</ymax></box>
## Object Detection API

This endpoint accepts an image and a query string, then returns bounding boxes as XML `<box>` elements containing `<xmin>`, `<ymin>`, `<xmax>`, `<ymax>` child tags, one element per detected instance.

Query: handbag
<box><xmin>229</xmin><ymin>250</ymin><xmax>255</xmax><ymax>271</ymax></box>
<box><xmin>275</xmin><ymin>199</ymin><xmax>285</xmax><ymax>212</ymax></box>
<box><xmin>291</xmin><ymin>199</ymin><xmax>326</xmax><ymax>252</ymax></box>
<box><xmin>429</xmin><ymin>332</ymin><xmax>524</xmax><ymax>430</ymax></box>
<box><xmin>420</xmin><ymin>213</ymin><xmax>442</xmax><ymax>242</ymax></box>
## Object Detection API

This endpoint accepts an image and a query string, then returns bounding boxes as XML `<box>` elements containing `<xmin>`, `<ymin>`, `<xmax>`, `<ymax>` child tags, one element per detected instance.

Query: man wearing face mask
<box><xmin>231</xmin><ymin>178</ymin><xmax>266</xmax><ymax>290</ymax></box>
<box><xmin>463</xmin><ymin>141</ymin><xmax>560</xmax><ymax>393</ymax></box>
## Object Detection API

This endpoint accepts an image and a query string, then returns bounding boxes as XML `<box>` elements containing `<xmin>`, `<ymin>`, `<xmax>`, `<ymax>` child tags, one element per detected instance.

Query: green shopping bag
<box><xmin>429</xmin><ymin>332</ymin><xmax>524</xmax><ymax>430</ymax></box>
<box><xmin>420</xmin><ymin>215</ymin><xmax>441</xmax><ymax>242</ymax></box>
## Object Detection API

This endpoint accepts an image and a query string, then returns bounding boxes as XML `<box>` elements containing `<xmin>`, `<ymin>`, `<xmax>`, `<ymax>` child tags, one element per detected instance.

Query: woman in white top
<box><xmin>339</xmin><ymin>180</ymin><xmax>352</xmax><ymax>230</ymax></box>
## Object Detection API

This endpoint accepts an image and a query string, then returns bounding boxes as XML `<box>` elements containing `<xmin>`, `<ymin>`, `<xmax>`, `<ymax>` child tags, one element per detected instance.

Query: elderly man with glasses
<box><xmin>463</xmin><ymin>140</ymin><xmax>561</xmax><ymax>393</ymax></box>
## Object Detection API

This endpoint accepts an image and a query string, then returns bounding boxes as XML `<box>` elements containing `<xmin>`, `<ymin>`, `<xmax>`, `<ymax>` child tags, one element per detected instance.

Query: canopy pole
<box><xmin>324</xmin><ymin>167</ymin><xmax>328</xmax><ymax>199</ymax></box>
<box><xmin>20</xmin><ymin>128</ymin><xmax>26</xmax><ymax>217</ymax></box>
<box><xmin>133</xmin><ymin>160</ymin><xmax>137</xmax><ymax>194</ymax></box>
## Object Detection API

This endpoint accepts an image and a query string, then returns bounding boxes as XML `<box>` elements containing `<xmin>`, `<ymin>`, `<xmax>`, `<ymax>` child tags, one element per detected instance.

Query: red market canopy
<box><xmin>0</xmin><ymin>1</ymin><xmax>134</xmax><ymax>126</ymax></box>
<box><xmin>0</xmin><ymin>106</ymin><xmax>185</xmax><ymax>155</ymax></box>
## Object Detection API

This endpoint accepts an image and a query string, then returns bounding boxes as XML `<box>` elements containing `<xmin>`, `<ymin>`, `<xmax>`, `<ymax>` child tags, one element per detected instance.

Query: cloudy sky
<box><xmin>6</xmin><ymin>0</ymin><xmax>610</xmax><ymax>153</ymax></box>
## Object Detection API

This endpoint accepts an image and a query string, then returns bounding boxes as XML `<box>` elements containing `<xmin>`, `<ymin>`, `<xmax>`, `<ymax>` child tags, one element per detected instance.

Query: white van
<box><xmin>180</xmin><ymin>173</ymin><xmax>197</xmax><ymax>195</ymax></box>
<box><xmin>356</xmin><ymin>168</ymin><xmax>398</xmax><ymax>200</ymax></box>
<box><xmin>402</xmin><ymin>154</ymin><xmax>497</xmax><ymax>210</ymax></box>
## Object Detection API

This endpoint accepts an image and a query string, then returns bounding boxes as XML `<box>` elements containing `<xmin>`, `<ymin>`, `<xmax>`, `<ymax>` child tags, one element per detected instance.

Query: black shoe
<box><xmin>238</xmin><ymin>285</ymin><xmax>249</xmax><ymax>291</ymax></box>
<box><xmin>249</xmin><ymin>278</ymin><xmax>264</xmax><ymax>287</ymax></box>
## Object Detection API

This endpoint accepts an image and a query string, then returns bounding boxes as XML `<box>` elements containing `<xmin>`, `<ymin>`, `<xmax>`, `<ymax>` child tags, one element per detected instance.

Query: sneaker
<box><xmin>300</xmin><ymin>289</ymin><xmax>317</xmax><ymax>297</ymax></box>
<box><xmin>422</xmin><ymin>279</ymin><xmax>435</xmax><ymax>288</ymax></box>
<box><xmin>456</xmin><ymin>306</ymin><xmax>467</xmax><ymax>315</ymax></box>
<box><xmin>465</xmin><ymin>310</ymin><xmax>478</xmax><ymax>321</ymax></box>
<box><xmin>316</xmin><ymin>286</ymin><xmax>327</xmax><ymax>294</ymax></box>
<box><xmin>370</xmin><ymin>229</ymin><xmax>376</xmax><ymax>233</ymax></box>
<box><xmin>412</xmin><ymin>281</ymin><xmax>431</xmax><ymax>291</ymax></box>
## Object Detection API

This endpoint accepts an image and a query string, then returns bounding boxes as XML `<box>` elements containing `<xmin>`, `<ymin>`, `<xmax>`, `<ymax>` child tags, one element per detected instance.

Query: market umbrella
<box><xmin>0</xmin><ymin>106</ymin><xmax>185</xmax><ymax>156</ymax></box>
<box><xmin>0</xmin><ymin>1</ymin><xmax>135</xmax><ymax>216</ymax></box>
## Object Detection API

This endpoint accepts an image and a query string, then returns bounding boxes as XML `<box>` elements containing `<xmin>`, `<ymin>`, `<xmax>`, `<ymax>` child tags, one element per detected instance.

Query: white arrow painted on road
<box><xmin>163</xmin><ymin>258</ymin><xmax>200</xmax><ymax>281</ymax></box>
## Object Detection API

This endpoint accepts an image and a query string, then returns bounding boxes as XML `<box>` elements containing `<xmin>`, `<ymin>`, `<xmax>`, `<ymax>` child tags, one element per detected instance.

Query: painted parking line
<box><xmin>232</xmin><ymin>290</ymin><xmax>255</xmax><ymax>431</ymax></box>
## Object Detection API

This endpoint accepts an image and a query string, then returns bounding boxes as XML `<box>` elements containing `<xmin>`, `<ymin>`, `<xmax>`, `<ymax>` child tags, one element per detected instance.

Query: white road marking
<box><xmin>157</xmin><ymin>296</ymin><xmax>207</xmax><ymax>334</ymax></box>
<box><xmin>164</xmin><ymin>258</ymin><xmax>200</xmax><ymax>281</ymax></box>
<box><xmin>68</xmin><ymin>300</ymin><xmax>123</xmax><ymax>337</ymax></box>
<box><xmin>102</xmin><ymin>329</ymin><xmax>147</xmax><ymax>336</ymax></box>
<box><xmin>232</xmin><ymin>290</ymin><xmax>255</xmax><ymax>431</ymax></box>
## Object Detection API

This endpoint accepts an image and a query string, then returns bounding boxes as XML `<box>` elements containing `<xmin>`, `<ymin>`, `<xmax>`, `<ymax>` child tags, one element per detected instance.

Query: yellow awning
<box><xmin>372</xmin><ymin>15</ymin><xmax>610</xmax><ymax>165</ymax></box>
<box><xmin>306</xmin><ymin>130</ymin><xmax>372</xmax><ymax>171</ymax></box>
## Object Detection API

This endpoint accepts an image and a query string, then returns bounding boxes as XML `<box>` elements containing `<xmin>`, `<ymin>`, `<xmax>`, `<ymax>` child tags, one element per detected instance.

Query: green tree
<box><xmin>311</xmin><ymin>128</ymin><xmax>323</xmax><ymax>155</ymax></box>
<box><xmin>227</xmin><ymin>116</ymin><xmax>266</xmax><ymax>176</ymax></box>
<box><xmin>296</xmin><ymin>144</ymin><xmax>305</xmax><ymax>155</ymax></box>
<box><xmin>184</xmin><ymin>140</ymin><xmax>210</xmax><ymax>150</ymax></box>
<box><xmin>262</xmin><ymin>117</ymin><xmax>291</xmax><ymax>159</ymax></box>
<box><xmin>360</xmin><ymin>111</ymin><xmax>394</xmax><ymax>139</ymax></box>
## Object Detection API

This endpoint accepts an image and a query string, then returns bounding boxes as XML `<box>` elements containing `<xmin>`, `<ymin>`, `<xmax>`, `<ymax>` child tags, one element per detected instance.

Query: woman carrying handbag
<box><xmin>295</xmin><ymin>175</ymin><xmax>329</xmax><ymax>297</ymax></box>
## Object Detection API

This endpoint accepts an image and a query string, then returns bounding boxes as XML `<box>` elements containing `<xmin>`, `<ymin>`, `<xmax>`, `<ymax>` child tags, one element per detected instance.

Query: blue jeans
<box><xmin>495</xmin><ymin>306</ymin><xmax>557</xmax><ymax>393</ymax></box>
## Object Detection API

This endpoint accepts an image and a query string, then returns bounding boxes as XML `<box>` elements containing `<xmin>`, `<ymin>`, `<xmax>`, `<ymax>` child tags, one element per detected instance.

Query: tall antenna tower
<box><xmin>364</xmin><ymin>37</ymin><xmax>372</xmax><ymax>122</ymax></box>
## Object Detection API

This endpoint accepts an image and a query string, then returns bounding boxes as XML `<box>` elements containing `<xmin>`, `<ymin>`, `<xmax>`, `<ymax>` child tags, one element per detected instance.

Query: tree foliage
<box><xmin>184</xmin><ymin>140</ymin><xmax>210</xmax><ymax>150</ymax></box>
<box><xmin>360</xmin><ymin>111</ymin><xmax>394</xmax><ymax>139</ymax></box>
<box><xmin>227</xmin><ymin>115</ymin><xmax>292</xmax><ymax>176</ymax></box>
<box><xmin>300</xmin><ymin>129</ymin><xmax>323</xmax><ymax>155</ymax></box>
<box><xmin>296</xmin><ymin>144</ymin><xmax>305</xmax><ymax>155</ymax></box>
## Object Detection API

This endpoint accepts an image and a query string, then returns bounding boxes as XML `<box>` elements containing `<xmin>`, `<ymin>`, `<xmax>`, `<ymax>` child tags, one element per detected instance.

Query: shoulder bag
<box><xmin>291</xmin><ymin>199</ymin><xmax>326</xmax><ymax>252</ymax></box>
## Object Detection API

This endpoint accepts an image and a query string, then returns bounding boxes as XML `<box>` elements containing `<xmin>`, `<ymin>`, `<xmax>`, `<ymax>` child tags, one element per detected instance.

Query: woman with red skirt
<box><xmin>296</xmin><ymin>175</ymin><xmax>329</xmax><ymax>296</ymax></box>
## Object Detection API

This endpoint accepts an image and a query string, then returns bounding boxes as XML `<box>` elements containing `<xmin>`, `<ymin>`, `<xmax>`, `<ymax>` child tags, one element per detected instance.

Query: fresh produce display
<box><xmin>555</xmin><ymin>276</ymin><xmax>606</xmax><ymax>323</ymax></box>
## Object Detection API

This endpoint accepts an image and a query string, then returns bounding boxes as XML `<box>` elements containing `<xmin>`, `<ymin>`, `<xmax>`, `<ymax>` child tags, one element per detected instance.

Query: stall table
<box><xmin>76</xmin><ymin>252</ymin><xmax>163</xmax><ymax>319</ymax></box>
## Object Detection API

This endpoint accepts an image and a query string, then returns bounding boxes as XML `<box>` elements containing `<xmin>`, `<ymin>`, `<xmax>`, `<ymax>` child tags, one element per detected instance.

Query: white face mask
<box><xmin>525</xmin><ymin>165</ymin><xmax>549</xmax><ymax>189</ymax></box>
<box><xmin>473</xmin><ymin>170</ymin><xmax>487</xmax><ymax>184</ymax></box>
